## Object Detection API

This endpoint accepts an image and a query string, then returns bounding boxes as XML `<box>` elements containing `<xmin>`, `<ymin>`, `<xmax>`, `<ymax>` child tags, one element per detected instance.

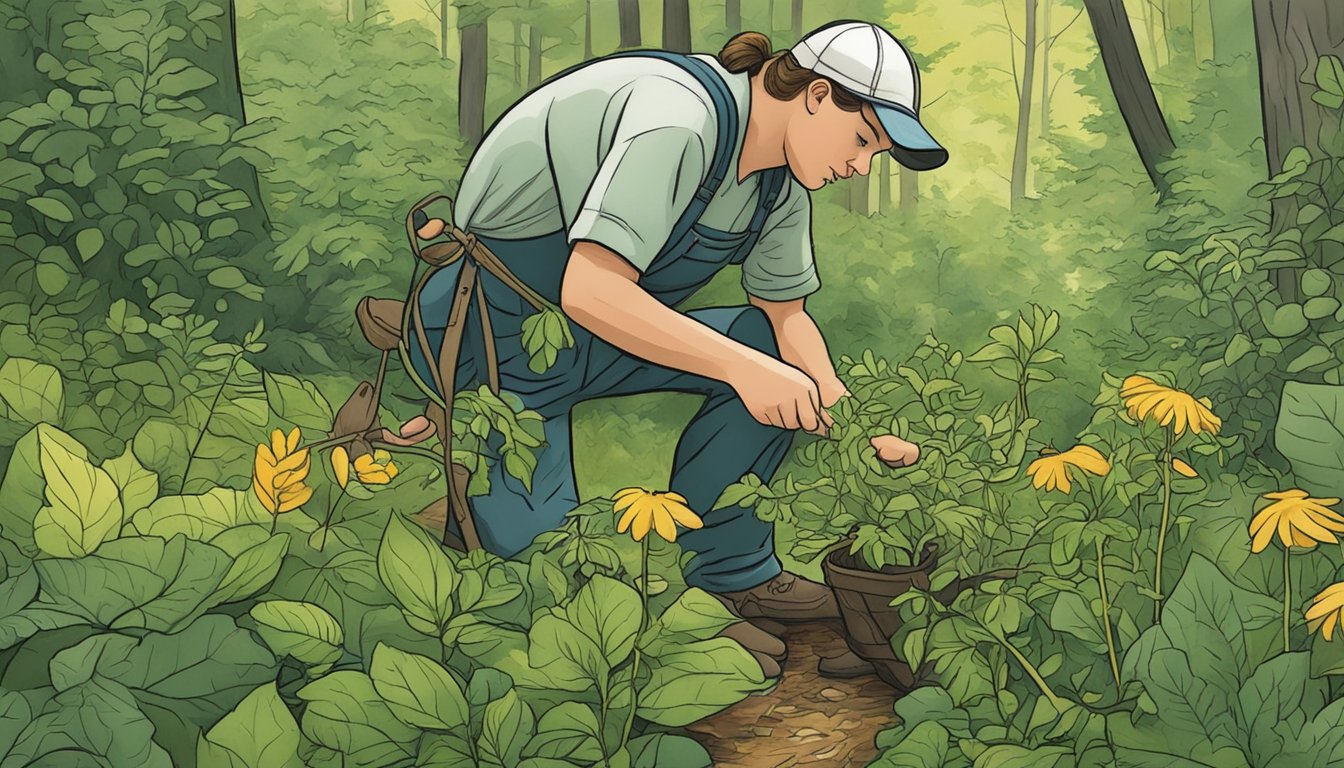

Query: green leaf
<box><xmin>75</xmin><ymin>227</ymin><xmax>104</xmax><ymax>262</ymax></box>
<box><xmin>5</xmin><ymin>678</ymin><xmax>173</xmax><ymax>767</ymax></box>
<box><xmin>1049</xmin><ymin>591</ymin><xmax>1105</xmax><ymax>651</ymax></box>
<box><xmin>198</xmin><ymin>682</ymin><xmax>303</xmax><ymax>768</ymax></box>
<box><xmin>627</xmin><ymin>733</ymin><xmax>713</xmax><ymax>768</ymax></box>
<box><xmin>479</xmin><ymin>688</ymin><xmax>535</xmax><ymax>767</ymax></box>
<box><xmin>49</xmin><ymin>615</ymin><xmax>277</xmax><ymax>750</ymax></box>
<box><xmin>369</xmin><ymin>642</ymin><xmax>468</xmax><ymax>730</ymax></box>
<box><xmin>377</xmin><ymin>514</ymin><xmax>457</xmax><ymax>633</ymax></box>
<box><xmin>565</xmin><ymin>573</ymin><xmax>641</xmax><ymax>670</ymax></box>
<box><xmin>212</xmin><ymin>530</ymin><xmax>289</xmax><ymax>605</ymax></box>
<box><xmin>1238</xmin><ymin>652</ymin><xmax>1324</xmax><ymax>765</ymax></box>
<box><xmin>0</xmin><ymin>358</ymin><xmax>64</xmax><ymax>424</ymax></box>
<box><xmin>32</xmin><ymin>428</ymin><xmax>123</xmax><ymax>558</ymax></box>
<box><xmin>638</xmin><ymin>636</ymin><xmax>770</xmax><ymax>726</ymax></box>
<box><xmin>1316</xmin><ymin>54</ymin><xmax>1344</xmax><ymax>96</ymax></box>
<box><xmin>867</xmin><ymin>720</ymin><xmax>950</xmax><ymax>767</ymax></box>
<box><xmin>1223</xmin><ymin>334</ymin><xmax>1252</xmax><ymax>367</ymax></box>
<box><xmin>36</xmin><ymin>534</ymin><xmax>232</xmax><ymax>631</ymax></box>
<box><xmin>652</xmin><ymin>587</ymin><xmax>741</xmax><ymax>641</ymax></box>
<box><xmin>0</xmin><ymin>426</ymin><xmax>90</xmax><ymax>557</ymax></box>
<box><xmin>101</xmin><ymin>447</ymin><xmax>159</xmax><ymax>518</ymax></box>
<box><xmin>525</xmin><ymin>702</ymin><xmax>604</xmax><ymax>763</ymax></box>
<box><xmin>263</xmin><ymin>371</ymin><xmax>334</xmax><ymax>431</ymax></box>
<box><xmin>1275</xmin><ymin>382</ymin><xmax>1344</xmax><ymax>497</ymax></box>
<box><xmin>296</xmin><ymin>671</ymin><xmax>418</xmax><ymax>766</ymax></box>
<box><xmin>527</xmin><ymin>613</ymin><xmax>604</xmax><ymax>691</ymax></box>
<box><xmin>250</xmin><ymin>600</ymin><xmax>344</xmax><ymax>672</ymax></box>
<box><xmin>132</xmin><ymin>488</ymin><xmax>271</xmax><ymax>541</ymax></box>
<box><xmin>1286</xmin><ymin>344</ymin><xmax>1333</xmax><ymax>374</ymax></box>
<box><xmin>26</xmin><ymin>195</ymin><xmax>74</xmax><ymax>222</ymax></box>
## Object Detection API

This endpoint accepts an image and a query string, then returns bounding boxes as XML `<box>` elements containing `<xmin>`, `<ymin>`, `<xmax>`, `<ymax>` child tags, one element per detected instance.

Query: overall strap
<box><xmin>535</xmin><ymin>50</ymin><xmax>740</xmax><ymax>253</ymax></box>
<box><xmin>732</xmin><ymin>166</ymin><xmax>789</xmax><ymax>262</ymax></box>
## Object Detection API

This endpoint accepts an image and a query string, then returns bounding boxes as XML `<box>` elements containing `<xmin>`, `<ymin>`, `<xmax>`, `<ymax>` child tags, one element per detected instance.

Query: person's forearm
<box><xmin>749</xmin><ymin>298</ymin><xmax>847</xmax><ymax>403</ymax></box>
<box><xmin>561</xmin><ymin>248</ymin><xmax>773</xmax><ymax>384</ymax></box>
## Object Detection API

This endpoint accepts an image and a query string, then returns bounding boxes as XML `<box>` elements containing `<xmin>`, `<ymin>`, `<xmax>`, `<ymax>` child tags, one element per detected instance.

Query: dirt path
<box><xmin>684</xmin><ymin>619</ymin><xmax>897</xmax><ymax>767</ymax></box>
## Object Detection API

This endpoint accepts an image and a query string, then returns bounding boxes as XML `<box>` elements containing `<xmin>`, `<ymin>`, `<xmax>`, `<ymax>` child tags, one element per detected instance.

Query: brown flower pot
<box><xmin>820</xmin><ymin>540</ymin><xmax>939</xmax><ymax>691</ymax></box>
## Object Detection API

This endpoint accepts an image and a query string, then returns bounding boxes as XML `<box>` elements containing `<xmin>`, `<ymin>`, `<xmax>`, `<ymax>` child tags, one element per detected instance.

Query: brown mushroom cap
<box><xmin>870</xmin><ymin>434</ymin><xmax>920</xmax><ymax>468</ymax></box>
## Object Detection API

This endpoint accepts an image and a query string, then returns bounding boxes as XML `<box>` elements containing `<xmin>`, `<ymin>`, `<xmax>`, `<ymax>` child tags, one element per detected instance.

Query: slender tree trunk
<box><xmin>513</xmin><ymin>19</ymin><xmax>522</xmax><ymax>86</ymax></box>
<box><xmin>1192</xmin><ymin>0</ymin><xmax>1213</xmax><ymax>63</ymax></box>
<box><xmin>1041</xmin><ymin>0</ymin><xmax>1051</xmax><ymax>138</ymax></box>
<box><xmin>791</xmin><ymin>0</ymin><xmax>804</xmax><ymax>40</ymax></box>
<box><xmin>440</xmin><ymin>0</ymin><xmax>449</xmax><ymax>60</ymax></box>
<box><xmin>770</xmin><ymin>0</ymin><xmax>777</xmax><ymax>35</ymax></box>
<box><xmin>848</xmin><ymin>173</ymin><xmax>872</xmax><ymax>215</ymax></box>
<box><xmin>528</xmin><ymin>25</ymin><xmax>542</xmax><ymax>87</ymax></box>
<box><xmin>900</xmin><ymin>165</ymin><xmax>918</xmax><ymax>217</ymax></box>
<box><xmin>727</xmin><ymin>0</ymin><xmax>741</xmax><ymax>35</ymax></box>
<box><xmin>1169</xmin><ymin>0</ymin><xmax>1194</xmax><ymax>69</ymax></box>
<box><xmin>1140</xmin><ymin>0</ymin><xmax>1160</xmax><ymax>68</ymax></box>
<box><xmin>1161</xmin><ymin>0</ymin><xmax>1174</xmax><ymax>65</ymax></box>
<box><xmin>584</xmin><ymin>0</ymin><xmax>593</xmax><ymax>59</ymax></box>
<box><xmin>208</xmin><ymin>0</ymin><xmax>271</xmax><ymax>233</ymax></box>
<box><xmin>1083</xmin><ymin>0</ymin><xmax>1177</xmax><ymax>196</ymax></box>
<box><xmin>460</xmin><ymin>20</ymin><xmax>488</xmax><ymax>148</ymax></box>
<box><xmin>1253</xmin><ymin>0</ymin><xmax>1344</xmax><ymax>297</ymax></box>
<box><xmin>1011</xmin><ymin>0</ymin><xmax>1038</xmax><ymax>207</ymax></box>
<box><xmin>350</xmin><ymin>0</ymin><xmax>367</xmax><ymax>26</ymax></box>
<box><xmin>618</xmin><ymin>0</ymin><xmax>641</xmax><ymax>48</ymax></box>
<box><xmin>879</xmin><ymin>153</ymin><xmax>892</xmax><ymax>213</ymax></box>
<box><xmin>664</xmin><ymin>0</ymin><xmax>691</xmax><ymax>52</ymax></box>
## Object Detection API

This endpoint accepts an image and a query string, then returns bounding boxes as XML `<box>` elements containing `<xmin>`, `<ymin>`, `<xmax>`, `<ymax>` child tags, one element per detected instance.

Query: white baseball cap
<box><xmin>790</xmin><ymin>20</ymin><xmax>948</xmax><ymax>171</ymax></box>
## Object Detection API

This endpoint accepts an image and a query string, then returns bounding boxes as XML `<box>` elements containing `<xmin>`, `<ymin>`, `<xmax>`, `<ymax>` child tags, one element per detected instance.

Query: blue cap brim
<box><xmin>871</xmin><ymin>102</ymin><xmax>948</xmax><ymax>171</ymax></box>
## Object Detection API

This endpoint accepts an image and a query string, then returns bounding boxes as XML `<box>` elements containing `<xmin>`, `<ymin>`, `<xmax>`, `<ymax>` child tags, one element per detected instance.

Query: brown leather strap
<box><xmin>474</xmin><ymin>273</ymin><xmax>501</xmax><ymax>396</ymax></box>
<box><xmin>451</xmin><ymin>224</ymin><xmax>552</xmax><ymax>314</ymax></box>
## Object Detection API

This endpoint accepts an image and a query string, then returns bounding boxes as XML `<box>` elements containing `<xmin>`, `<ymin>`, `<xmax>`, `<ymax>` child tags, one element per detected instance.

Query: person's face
<box><xmin>784</xmin><ymin>79</ymin><xmax>896</xmax><ymax>191</ymax></box>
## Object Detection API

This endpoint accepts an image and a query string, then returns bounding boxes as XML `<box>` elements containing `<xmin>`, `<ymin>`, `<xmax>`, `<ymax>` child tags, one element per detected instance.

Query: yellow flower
<box><xmin>1248</xmin><ymin>489</ymin><xmax>1344</xmax><ymax>552</ymax></box>
<box><xmin>1172</xmin><ymin>457</ymin><xmax>1198</xmax><ymax>478</ymax></box>
<box><xmin>1027</xmin><ymin>445</ymin><xmax>1110</xmax><ymax>495</ymax></box>
<box><xmin>613</xmin><ymin>487</ymin><xmax>703</xmax><ymax>543</ymax></box>
<box><xmin>1120</xmin><ymin>375</ymin><xmax>1221</xmax><ymax>436</ymax></box>
<box><xmin>353</xmin><ymin>449</ymin><xmax>399</xmax><ymax>485</ymax></box>
<box><xmin>1306</xmin><ymin>582</ymin><xmax>1344</xmax><ymax>642</ymax></box>
<box><xmin>253</xmin><ymin>427</ymin><xmax>313</xmax><ymax>514</ymax></box>
<box><xmin>331</xmin><ymin>446</ymin><xmax>350</xmax><ymax>489</ymax></box>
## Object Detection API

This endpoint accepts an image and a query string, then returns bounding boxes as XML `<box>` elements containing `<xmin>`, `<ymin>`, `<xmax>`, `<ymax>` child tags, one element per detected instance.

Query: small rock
<box><xmin>818</xmin><ymin>687</ymin><xmax>845</xmax><ymax>701</ymax></box>
<box><xmin>793</xmin><ymin>727</ymin><xmax>826</xmax><ymax>742</ymax></box>
<box><xmin>813</xmin><ymin>744</ymin><xmax>840</xmax><ymax>760</ymax></box>
<box><xmin>751</xmin><ymin>726</ymin><xmax>774</xmax><ymax>737</ymax></box>
<box><xmin>772</xmin><ymin>705</ymin><xmax>798</xmax><ymax>714</ymax></box>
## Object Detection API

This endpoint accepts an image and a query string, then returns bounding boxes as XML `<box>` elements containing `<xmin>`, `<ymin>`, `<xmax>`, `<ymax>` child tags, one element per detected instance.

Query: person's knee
<box><xmin>725</xmin><ymin>306</ymin><xmax>781</xmax><ymax>359</ymax></box>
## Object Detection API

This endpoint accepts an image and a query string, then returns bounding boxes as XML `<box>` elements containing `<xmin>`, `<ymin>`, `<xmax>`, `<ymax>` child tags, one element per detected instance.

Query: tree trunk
<box><xmin>350</xmin><ymin>0</ymin><xmax>367</xmax><ymax>26</ymax></box>
<box><xmin>900</xmin><ymin>165</ymin><xmax>918</xmax><ymax>217</ymax></box>
<box><xmin>513</xmin><ymin>19</ymin><xmax>522</xmax><ymax>86</ymax></box>
<box><xmin>1253</xmin><ymin>0</ymin><xmax>1344</xmax><ymax>297</ymax></box>
<box><xmin>1140</xmin><ymin>0</ymin><xmax>1161</xmax><ymax>69</ymax></box>
<box><xmin>727</xmin><ymin>0</ymin><xmax>741</xmax><ymax>36</ymax></box>
<box><xmin>1011</xmin><ymin>0</ymin><xmax>1038</xmax><ymax>207</ymax></box>
<box><xmin>205</xmin><ymin>0</ymin><xmax>270</xmax><ymax>233</ymax></box>
<box><xmin>1161</xmin><ymin>0</ymin><xmax>1174</xmax><ymax>65</ymax></box>
<box><xmin>584</xmin><ymin>0</ymin><xmax>593</xmax><ymax>59</ymax></box>
<box><xmin>664</xmin><ymin>0</ymin><xmax>691</xmax><ymax>52</ymax></box>
<box><xmin>791</xmin><ymin>0</ymin><xmax>804</xmax><ymax>40</ymax></box>
<box><xmin>1040</xmin><ymin>0</ymin><xmax>1051</xmax><ymax>138</ymax></box>
<box><xmin>848</xmin><ymin>173</ymin><xmax>872</xmax><ymax>215</ymax></box>
<box><xmin>528</xmin><ymin>25</ymin><xmax>542</xmax><ymax>87</ymax></box>
<box><xmin>440</xmin><ymin>0</ymin><xmax>450</xmax><ymax>60</ymax></box>
<box><xmin>460</xmin><ymin>21</ymin><xmax>488</xmax><ymax>148</ymax></box>
<box><xmin>618</xmin><ymin>0</ymin><xmax>641</xmax><ymax>48</ymax></box>
<box><xmin>879</xmin><ymin>153</ymin><xmax>892</xmax><ymax>213</ymax></box>
<box><xmin>1192</xmin><ymin>0</ymin><xmax>1213</xmax><ymax>63</ymax></box>
<box><xmin>1168</xmin><ymin>0</ymin><xmax>1194</xmax><ymax>69</ymax></box>
<box><xmin>1083</xmin><ymin>0</ymin><xmax>1177</xmax><ymax>196</ymax></box>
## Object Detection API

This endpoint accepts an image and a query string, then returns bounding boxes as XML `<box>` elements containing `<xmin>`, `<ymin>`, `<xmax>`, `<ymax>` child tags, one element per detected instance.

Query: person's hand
<box><xmin>818</xmin><ymin>377</ymin><xmax>851</xmax><ymax>409</ymax></box>
<box><xmin>729</xmin><ymin>358</ymin><xmax>835</xmax><ymax>436</ymax></box>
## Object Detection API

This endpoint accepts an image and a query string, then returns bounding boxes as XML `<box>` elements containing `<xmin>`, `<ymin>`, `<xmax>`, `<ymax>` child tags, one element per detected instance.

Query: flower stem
<box><xmin>1154</xmin><ymin>429</ymin><xmax>1174</xmax><ymax>622</ymax></box>
<box><xmin>1284</xmin><ymin>547</ymin><xmax>1292</xmax><ymax>654</ymax></box>
<box><xmin>182</xmin><ymin>351</ymin><xmax>240</xmax><ymax>488</ymax></box>
<box><xmin>620</xmin><ymin>536</ymin><xmax>650</xmax><ymax>751</ymax></box>
<box><xmin>1096</xmin><ymin>538</ymin><xmax>1121</xmax><ymax>689</ymax></box>
<box><xmin>996</xmin><ymin>633</ymin><xmax>1061</xmax><ymax>708</ymax></box>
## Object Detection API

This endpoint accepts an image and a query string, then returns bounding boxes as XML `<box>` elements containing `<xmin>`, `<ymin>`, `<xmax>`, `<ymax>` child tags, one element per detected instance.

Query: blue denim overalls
<box><xmin>411</xmin><ymin>51</ymin><xmax>795</xmax><ymax>593</ymax></box>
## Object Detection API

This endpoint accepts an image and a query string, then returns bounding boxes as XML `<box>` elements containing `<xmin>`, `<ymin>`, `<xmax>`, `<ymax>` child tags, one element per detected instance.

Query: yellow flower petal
<box><xmin>631</xmin><ymin>500</ymin><xmax>652</xmax><ymax>541</ymax></box>
<box><xmin>276</xmin><ymin>483</ymin><xmax>313</xmax><ymax>513</ymax></box>
<box><xmin>1265</xmin><ymin>489</ymin><xmax>1310</xmax><ymax>501</ymax></box>
<box><xmin>270</xmin><ymin>429</ymin><xmax>287</xmax><ymax>462</ymax></box>
<box><xmin>252</xmin><ymin>473</ymin><xmax>276</xmax><ymax>514</ymax></box>
<box><xmin>332</xmin><ymin>446</ymin><xmax>350</xmax><ymax>489</ymax></box>
<box><xmin>1172</xmin><ymin>458</ymin><xmax>1197</xmax><ymax>478</ymax></box>
<box><xmin>662</xmin><ymin>491</ymin><xmax>688</xmax><ymax>505</ymax></box>
<box><xmin>665</xmin><ymin>500</ymin><xmax>704</xmax><ymax>530</ymax></box>
<box><xmin>287</xmin><ymin>427</ymin><xmax>301</xmax><ymax>454</ymax></box>
<box><xmin>652</xmin><ymin>503</ymin><xmax>678</xmax><ymax>543</ymax></box>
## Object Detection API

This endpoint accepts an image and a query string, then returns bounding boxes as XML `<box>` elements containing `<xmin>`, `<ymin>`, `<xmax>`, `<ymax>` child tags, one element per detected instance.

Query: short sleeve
<box><xmin>741</xmin><ymin>180</ymin><xmax>820</xmax><ymax>301</ymax></box>
<box><xmin>567</xmin><ymin>79</ymin><xmax>714</xmax><ymax>273</ymax></box>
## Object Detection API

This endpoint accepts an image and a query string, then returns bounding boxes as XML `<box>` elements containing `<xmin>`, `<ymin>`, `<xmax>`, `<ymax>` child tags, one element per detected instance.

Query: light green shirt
<box><xmin>453</xmin><ymin>54</ymin><xmax>821</xmax><ymax>302</ymax></box>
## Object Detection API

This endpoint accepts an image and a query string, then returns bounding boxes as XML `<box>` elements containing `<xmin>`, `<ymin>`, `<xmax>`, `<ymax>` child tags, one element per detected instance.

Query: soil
<box><xmin>684</xmin><ymin>619</ymin><xmax>896</xmax><ymax>767</ymax></box>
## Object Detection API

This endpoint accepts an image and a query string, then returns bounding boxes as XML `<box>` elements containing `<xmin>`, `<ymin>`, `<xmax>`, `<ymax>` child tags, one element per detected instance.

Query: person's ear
<box><xmin>804</xmin><ymin>79</ymin><xmax>830</xmax><ymax>115</ymax></box>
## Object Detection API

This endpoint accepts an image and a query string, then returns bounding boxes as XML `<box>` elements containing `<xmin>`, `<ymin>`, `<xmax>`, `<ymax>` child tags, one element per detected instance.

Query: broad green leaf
<box><xmin>862</xmin><ymin>720</ymin><xmax>949</xmax><ymax>768</ymax></box>
<box><xmin>479</xmin><ymin>689</ymin><xmax>534</xmax><ymax>768</ymax></box>
<box><xmin>525</xmin><ymin>702</ymin><xmax>604</xmax><ymax>763</ymax></box>
<box><xmin>297</xmin><ymin>671</ymin><xmax>418</xmax><ymax>766</ymax></box>
<box><xmin>1049</xmin><ymin>591</ymin><xmax>1105</xmax><ymax>651</ymax></box>
<box><xmin>565</xmin><ymin>573</ymin><xmax>641</xmax><ymax>670</ymax></box>
<box><xmin>6</xmin><ymin>678</ymin><xmax>173</xmax><ymax>767</ymax></box>
<box><xmin>627</xmin><ymin>733</ymin><xmax>713</xmax><ymax>768</ymax></box>
<box><xmin>377</xmin><ymin>514</ymin><xmax>456</xmax><ymax>633</ymax></box>
<box><xmin>0</xmin><ymin>358</ymin><xmax>63</xmax><ymax>423</ymax></box>
<box><xmin>26</xmin><ymin>195</ymin><xmax>74</xmax><ymax>222</ymax></box>
<box><xmin>369</xmin><ymin>643</ymin><xmax>468</xmax><ymax>731</ymax></box>
<box><xmin>0</xmin><ymin>425</ymin><xmax>89</xmax><ymax>557</ymax></box>
<box><xmin>637</xmin><ymin>636</ymin><xmax>770</xmax><ymax>726</ymax></box>
<box><xmin>75</xmin><ymin>227</ymin><xmax>104</xmax><ymax>261</ymax></box>
<box><xmin>33</xmin><ymin>431</ymin><xmax>123</xmax><ymax>558</ymax></box>
<box><xmin>1238</xmin><ymin>652</ymin><xmax>1325</xmax><ymax>766</ymax></box>
<box><xmin>250</xmin><ymin>600</ymin><xmax>344</xmax><ymax>672</ymax></box>
<box><xmin>263</xmin><ymin>371</ymin><xmax>334</xmax><ymax>432</ymax></box>
<box><xmin>652</xmin><ymin>587</ymin><xmax>740</xmax><ymax>641</ymax></box>
<box><xmin>36</xmin><ymin>534</ymin><xmax>232</xmax><ymax>631</ymax></box>
<box><xmin>1275</xmin><ymin>382</ymin><xmax>1344</xmax><ymax>497</ymax></box>
<box><xmin>132</xmin><ymin>487</ymin><xmax>271</xmax><ymax>541</ymax></box>
<box><xmin>527</xmin><ymin>613</ymin><xmax>603</xmax><ymax>691</ymax></box>
<box><xmin>212</xmin><ymin>530</ymin><xmax>289</xmax><ymax>605</ymax></box>
<box><xmin>101</xmin><ymin>447</ymin><xmax>159</xmax><ymax>518</ymax></box>
<box><xmin>198</xmin><ymin>682</ymin><xmax>303</xmax><ymax>768</ymax></box>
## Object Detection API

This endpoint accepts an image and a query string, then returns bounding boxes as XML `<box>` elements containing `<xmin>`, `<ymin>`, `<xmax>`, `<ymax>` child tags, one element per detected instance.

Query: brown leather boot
<box><xmin>713</xmin><ymin>571</ymin><xmax>840</xmax><ymax>622</ymax></box>
<box><xmin>717</xmin><ymin>620</ymin><xmax>787</xmax><ymax>663</ymax></box>
<box><xmin>817</xmin><ymin>649</ymin><xmax>877</xmax><ymax>679</ymax></box>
